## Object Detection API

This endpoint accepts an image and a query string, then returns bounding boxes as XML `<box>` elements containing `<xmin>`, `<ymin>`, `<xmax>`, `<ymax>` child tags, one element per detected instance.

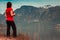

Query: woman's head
<box><xmin>7</xmin><ymin>2</ymin><xmax>12</xmax><ymax>8</ymax></box>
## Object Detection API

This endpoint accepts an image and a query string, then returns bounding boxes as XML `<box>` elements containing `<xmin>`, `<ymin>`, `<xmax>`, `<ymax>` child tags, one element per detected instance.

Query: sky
<box><xmin>0</xmin><ymin>0</ymin><xmax>60</xmax><ymax>14</ymax></box>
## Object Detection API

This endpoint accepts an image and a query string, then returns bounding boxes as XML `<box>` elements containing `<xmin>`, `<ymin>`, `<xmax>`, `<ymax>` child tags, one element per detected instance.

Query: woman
<box><xmin>5</xmin><ymin>2</ymin><xmax>17</xmax><ymax>37</ymax></box>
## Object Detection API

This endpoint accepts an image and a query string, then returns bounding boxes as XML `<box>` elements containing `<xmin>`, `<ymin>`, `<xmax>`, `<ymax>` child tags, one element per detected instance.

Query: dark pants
<box><xmin>6</xmin><ymin>20</ymin><xmax>17</xmax><ymax>37</ymax></box>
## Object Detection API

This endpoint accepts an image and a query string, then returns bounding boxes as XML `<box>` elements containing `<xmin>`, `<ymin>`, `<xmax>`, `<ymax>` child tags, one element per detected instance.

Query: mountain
<box><xmin>15</xmin><ymin>5</ymin><xmax>60</xmax><ymax>36</ymax></box>
<box><xmin>14</xmin><ymin>6</ymin><xmax>40</xmax><ymax>19</ymax></box>
<box><xmin>40</xmin><ymin>6</ymin><xmax>60</xmax><ymax>36</ymax></box>
<box><xmin>41</xmin><ymin>6</ymin><xmax>60</xmax><ymax>24</ymax></box>
<box><xmin>0</xmin><ymin>5</ymin><xmax>60</xmax><ymax>40</ymax></box>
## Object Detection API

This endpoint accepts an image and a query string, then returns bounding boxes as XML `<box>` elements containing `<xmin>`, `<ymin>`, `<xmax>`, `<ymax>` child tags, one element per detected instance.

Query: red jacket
<box><xmin>5</xmin><ymin>8</ymin><xmax>14</xmax><ymax>21</ymax></box>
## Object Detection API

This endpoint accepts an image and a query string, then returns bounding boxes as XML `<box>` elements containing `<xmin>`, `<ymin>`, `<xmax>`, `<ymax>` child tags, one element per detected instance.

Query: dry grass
<box><xmin>0</xmin><ymin>34</ymin><xmax>30</xmax><ymax>40</ymax></box>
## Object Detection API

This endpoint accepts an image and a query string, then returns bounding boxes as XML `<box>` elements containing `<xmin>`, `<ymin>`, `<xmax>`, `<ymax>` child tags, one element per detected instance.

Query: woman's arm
<box><xmin>10</xmin><ymin>10</ymin><xmax>15</xmax><ymax>16</ymax></box>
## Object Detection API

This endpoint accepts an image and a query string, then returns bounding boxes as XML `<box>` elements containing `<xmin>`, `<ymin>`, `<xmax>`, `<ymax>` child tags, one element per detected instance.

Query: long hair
<box><xmin>7</xmin><ymin>2</ymin><xmax>12</xmax><ymax>8</ymax></box>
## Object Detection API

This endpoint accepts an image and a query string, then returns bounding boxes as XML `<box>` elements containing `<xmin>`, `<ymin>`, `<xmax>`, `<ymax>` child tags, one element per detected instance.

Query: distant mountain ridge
<box><xmin>41</xmin><ymin>6</ymin><xmax>60</xmax><ymax>24</ymax></box>
<box><xmin>0</xmin><ymin>5</ymin><xmax>60</xmax><ymax>27</ymax></box>
<box><xmin>14</xmin><ymin>5</ymin><xmax>46</xmax><ymax>21</ymax></box>
<box><xmin>0</xmin><ymin>5</ymin><xmax>60</xmax><ymax>36</ymax></box>
<box><xmin>14</xmin><ymin>5</ymin><xmax>60</xmax><ymax>24</ymax></box>
<box><xmin>11</xmin><ymin>6</ymin><xmax>60</xmax><ymax>35</ymax></box>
